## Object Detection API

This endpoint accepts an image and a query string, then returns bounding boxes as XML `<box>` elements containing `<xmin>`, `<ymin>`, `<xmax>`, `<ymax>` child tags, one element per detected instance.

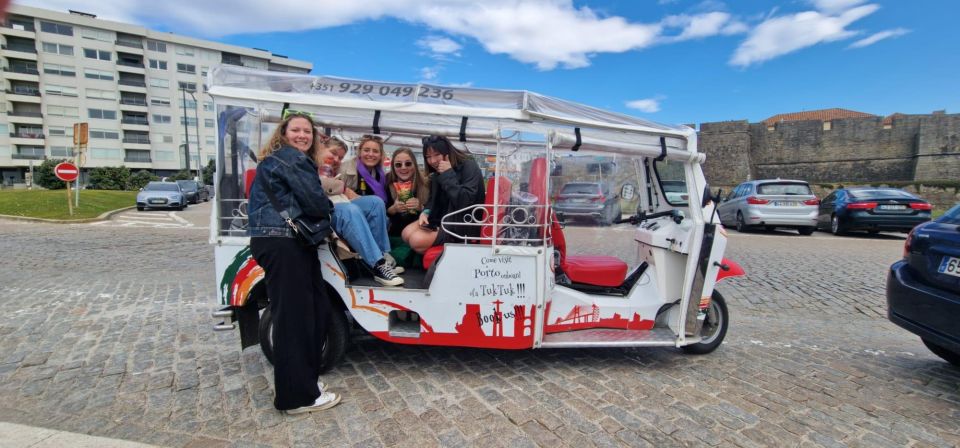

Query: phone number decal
<box><xmin>311</xmin><ymin>81</ymin><xmax>454</xmax><ymax>100</ymax></box>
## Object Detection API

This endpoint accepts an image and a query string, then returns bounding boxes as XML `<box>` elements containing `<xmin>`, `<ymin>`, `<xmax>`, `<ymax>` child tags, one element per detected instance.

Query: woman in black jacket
<box><xmin>407</xmin><ymin>135</ymin><xmax>486</xmax><ymax>253</ymax></box>
<box><xmin>247</xmin><ymin>111</ymin><xmax>341</xmax><ymax>414</ymax></box>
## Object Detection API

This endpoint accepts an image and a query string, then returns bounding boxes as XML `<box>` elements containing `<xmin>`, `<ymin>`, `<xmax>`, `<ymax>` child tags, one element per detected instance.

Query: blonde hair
<box><xmin>314</xmin><ymin>137</ymin><xmax>348</xmax><ymax>170</ymax></box>
<box><xmin>257</xmin><ymin>113</ymin><xmax>318</xmax><ymax>161</ymax></box>
<box><xmin>357</xmin><ymin>134</ymin><xmax>385</xmax><ymax>168</ymax></box>
<box><xmin>386</xmin><ymin>147</ymin><xmax>430</xmax><ymax>205</ymax></box>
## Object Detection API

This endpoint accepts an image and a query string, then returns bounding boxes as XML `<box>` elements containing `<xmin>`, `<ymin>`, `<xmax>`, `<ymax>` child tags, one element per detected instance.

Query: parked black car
<box><xmin>887</xmin><ymin>203</ymin><xmax>960</xmax><ymax>366</ymax></box>
<box><xmin>817</xmin><ymin>187</ymin><xmax>931</xmax><ymax>235</ymax></box>
<box><xmin>177</xmin><ymin>179</ymin><xmax>209</xmax><ymax>204</ymax></box>
<box><xmin>553</xmin><ymin>181</ymin><xmax>622</xmax><ymax>226</ymax></box>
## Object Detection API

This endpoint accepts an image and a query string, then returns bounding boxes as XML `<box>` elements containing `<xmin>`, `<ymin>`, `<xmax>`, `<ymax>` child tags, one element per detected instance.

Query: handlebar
<box><xmin>614</xmin><ymin>209</ymin><xmax>684</xmax><ymax>225</ymax></box>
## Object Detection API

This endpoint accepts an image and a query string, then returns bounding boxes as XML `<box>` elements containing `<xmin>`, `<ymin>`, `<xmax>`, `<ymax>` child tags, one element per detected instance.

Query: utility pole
<box><xmin>181</xmin><ymin>87</ymin><xmax>191</xmax><ymax>173</ymax></box>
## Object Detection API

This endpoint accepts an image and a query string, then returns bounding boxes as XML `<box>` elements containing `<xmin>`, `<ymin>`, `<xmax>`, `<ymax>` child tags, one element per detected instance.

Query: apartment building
<box><xmin>0</xmin><ymin>5</ymin><xmax>312</xmax><ymax>186</ymax></box>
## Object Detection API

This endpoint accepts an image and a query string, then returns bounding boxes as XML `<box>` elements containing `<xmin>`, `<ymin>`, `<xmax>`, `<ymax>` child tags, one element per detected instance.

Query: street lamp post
<box><xmin>180</xmin><ymin>88</ymin><xmax>191</xmax><ymax>174</ymax></box>
<box><xmin>180</xmin><ymin>88</ymin><xmax>203</xmax><ymax>181</ymax></box>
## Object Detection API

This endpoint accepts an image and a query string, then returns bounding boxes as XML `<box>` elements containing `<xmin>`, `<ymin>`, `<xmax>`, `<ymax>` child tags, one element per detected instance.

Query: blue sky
<box><xmin>21</xmin><ymin>0</ymin><xmax>960</xmax><ymax>125</ymax></box>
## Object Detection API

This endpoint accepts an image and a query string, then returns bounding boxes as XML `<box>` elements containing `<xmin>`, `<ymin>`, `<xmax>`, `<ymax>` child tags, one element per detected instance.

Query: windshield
<box><xmin>560</xmin><ymin>183</ymin><xmax>601</xmax><ymax>195</ymax></box>
<box><xmin>177</xmin><ymin>180</ymin><xmax>197</xmax><ymax>190</ymax></box>
<box><xmin>849</xmin><ymin>189</ymin><xmax>915</xmax><ymax>200</ymax></box>
<box><xmin>939</xmin><ymin>204</ymin><xmax>960</xmax><ymax>225</ymax></box>
<box><xmin>757</xmin><ymin>183</ymin><xmax>812</xmax><ymax>195</ymax></box>
<box><xmin>146</xmin><ymin>182</ymin><xmax>179</xmax><ymax>192</ymax></box>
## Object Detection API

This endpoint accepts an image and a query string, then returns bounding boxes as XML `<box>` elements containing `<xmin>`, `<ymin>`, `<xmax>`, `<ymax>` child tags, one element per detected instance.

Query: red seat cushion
<box><xmin>422</xmin><ymin>245</ymin><xmax>445</xmax><ymax>270</ymax></box>
<box><xmin>562</xmin><ymin>255</ymin><xmax>628</xmax><ymax>287</ymax></box>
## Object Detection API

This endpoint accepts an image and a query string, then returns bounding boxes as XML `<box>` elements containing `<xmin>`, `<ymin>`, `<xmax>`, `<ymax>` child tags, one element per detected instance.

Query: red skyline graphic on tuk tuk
<box><xmin>370</xmin><ymin>299</ymin><xmax>536</xmax><ymax>349</ymax></box>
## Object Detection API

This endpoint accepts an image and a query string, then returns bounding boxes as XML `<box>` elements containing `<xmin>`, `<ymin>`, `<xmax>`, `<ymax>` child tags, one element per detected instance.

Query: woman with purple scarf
<box><xmin>328</xmin><ymin>135</ymin><xmax>402</xmax><ymax>286</ymax></box>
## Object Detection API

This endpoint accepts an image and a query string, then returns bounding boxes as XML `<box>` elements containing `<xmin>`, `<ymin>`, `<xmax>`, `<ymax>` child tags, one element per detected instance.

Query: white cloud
<box><xmin>847</xmin><ymin>27</ymin><xmax>910</xmax><ymax>48</ymax></box>
<box><xmin>626</xmin><ymin>98</ymin><xmax>662</xmax><ymax>113</ymax></box>
<box><xmin>419</xmin><ymin>66</ymin><xmax>439</xmax><ymax>82</ymax></box>
<box><xmin>730</xmin><ymin>4</ymin><xmax>878</xmax><ymax>67</ymax></box>
<box><xmin>811</xmin><ymin>0</ymin><xmax>868</xmax><ymax>14</ymax></box>
<box><xmin>661</xmin><ymin>11</ymin><xmax>747</xmax><ymax>42</ymax></box>
<box><xmin>417</xmin><ymin>35</ymin><xmax>462</xmax><ymax>57</ymax></box>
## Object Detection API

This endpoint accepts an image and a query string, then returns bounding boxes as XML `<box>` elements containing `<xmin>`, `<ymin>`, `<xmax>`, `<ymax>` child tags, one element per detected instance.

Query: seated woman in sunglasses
<box><xmin>314</xmin><ymin>137</ymin><xmax>403</xmax><ymax>287</ymax></box>
<box><xmin>341</xmin><ymin>134</ymin><xmax>390</xmax><ymax>203</ymax></box>
<box><xmin>386</xmin><ymin>147</ymin><xmax>429</xmax><ymax>237</ymax></box>
<box><xmin>406</xmin><ymin>135</ymin><xmax>485</xmax><ymax>254</ymax></box>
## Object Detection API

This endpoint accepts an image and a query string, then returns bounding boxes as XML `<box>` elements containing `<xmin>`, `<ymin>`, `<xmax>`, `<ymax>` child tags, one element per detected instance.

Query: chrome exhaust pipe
<box><xmin>212</xmin><ymin>309</ymin><xmax>233</xmax><ymax>318</ymax></box>
<box><xmin>213</xmin><ymin>322</ymin><xmax>236</xmax><ymax>331</ymax></box>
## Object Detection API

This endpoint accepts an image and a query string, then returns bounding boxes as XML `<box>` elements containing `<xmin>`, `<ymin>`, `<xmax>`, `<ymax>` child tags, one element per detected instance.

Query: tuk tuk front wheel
<box><xmin>258</xmin><ymin>304</ymin><xmax>349</xmax><ymax>373</ymax></box>
<box><xmin>681</xmin><ymin>291</ymin><xmax>729</xmax><ymax>355</ymax></box>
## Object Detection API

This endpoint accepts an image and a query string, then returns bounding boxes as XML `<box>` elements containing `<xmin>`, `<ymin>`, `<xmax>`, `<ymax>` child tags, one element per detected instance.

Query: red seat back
<box><xmin>528</xmin><ymin>158</ymin><xmax>549</xmax><ymax>228</ymax></box>
<box><xmin>480</xmin><ymin>176</ymin><xmax>512</xmax><ymax>244</ymax></box>
<box><xmin>243</xmin><ymin>168</ymin><xmax>257</xmax><ymax>198</ymax></box>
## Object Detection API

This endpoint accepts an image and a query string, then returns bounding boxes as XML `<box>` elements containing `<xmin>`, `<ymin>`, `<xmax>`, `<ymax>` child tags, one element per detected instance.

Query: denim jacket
<box><xmin>248</xmin><ymin>146</ymin><xmax>332</xmax><ymax>238</ymax></box>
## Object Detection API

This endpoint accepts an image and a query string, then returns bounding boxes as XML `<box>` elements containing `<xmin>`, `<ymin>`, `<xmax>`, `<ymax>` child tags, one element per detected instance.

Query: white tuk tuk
<box><xmin>207</xmin><ymin>66</ymin><xmax>744</xmax><ymax>371</ymax></box>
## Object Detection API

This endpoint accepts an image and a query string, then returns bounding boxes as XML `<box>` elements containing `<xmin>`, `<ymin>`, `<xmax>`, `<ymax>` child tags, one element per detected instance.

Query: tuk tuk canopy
<box><xmin>207</xmin><ymin>66</ymin><xmax>702</xmax><ymax>163</ymax></box>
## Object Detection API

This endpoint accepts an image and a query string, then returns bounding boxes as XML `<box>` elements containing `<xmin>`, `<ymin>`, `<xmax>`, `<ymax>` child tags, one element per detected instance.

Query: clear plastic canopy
<box><xmin>208</xmin><ymin>66</ymin><xmax>692</xmax><ymax>137</ymax></box>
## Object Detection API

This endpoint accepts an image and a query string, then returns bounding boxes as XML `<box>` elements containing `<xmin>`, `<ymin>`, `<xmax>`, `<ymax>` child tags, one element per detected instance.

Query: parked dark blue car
<box><xmin>817</xmin><ymin>187</ymin><xmax>932</xmax><ymax>235</ymax></box>
<box><xmin>887</xmin><ymin>203</ymin><xmax>960</xmax><ymax>366</ymax></box>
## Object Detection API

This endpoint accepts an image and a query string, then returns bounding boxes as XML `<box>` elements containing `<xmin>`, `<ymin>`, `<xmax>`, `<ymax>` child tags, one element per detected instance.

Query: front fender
<box><xmin>716</xmin><ymin>258</ymin><xmax>745</xmax><ymax>282</ymax></box>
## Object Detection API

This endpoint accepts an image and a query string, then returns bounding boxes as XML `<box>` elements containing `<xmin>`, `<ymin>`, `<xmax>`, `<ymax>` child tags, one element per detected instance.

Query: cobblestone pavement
<box><xmin>1</xmin><ymin>213</ymin><xmax>958</xmax><ymax>448</ymax></box>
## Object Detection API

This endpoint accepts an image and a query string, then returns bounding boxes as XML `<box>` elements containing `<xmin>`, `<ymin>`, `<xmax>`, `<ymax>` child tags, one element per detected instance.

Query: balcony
<box><xmin>1</xmin><ymin>43</ymin><xmax>37</xmax><ymax>53</ymax></box>
<box><xmin>123</xmin><ymin>136</ymin><xmax>151</xmax><ymax>144</ymax></box>
<box><xmin>120</xmin><ymin>98</ymin><xmax>148</xmax><ymax>106</ymax></box>
<box><xmin>5</xmin><ymin>88</ymin><xmax>40</xmax><ymax>97</ymax></box>
<box><xmin>10</xmin><ymin>132</ymin><xmax>44</xmax><ymax>139</ymax></box>
<box><xmin>124</xmin><ymin>155</ymin><xmax>152</xmax><ymax>163</ymax></box>
<box><xmin>117</xmin><ymin>60</ymin><xmax>145</xmax><ymax>68</ymax></box>
<box><xmin>12</xmin><ymin>153</ymin><xmax>45</xmax><ymax>160</ymax></box>
<box><xmin>118</xmin><ymin>79</ymin><xmax>147</xmax><ymax>87</ymax></box>
<box><xmin>7</xmin><ymin>111</ymin><xmax>42</xmax><ymax>118</ymax></box>
<box><xmin>116</xmin><ymin>39</ymin><xmax>143</xmax><ymax>49</ymax></box>
<box><xmin>3</xmin><ymin>66</ymin><xmax>39</xmax><ymax>75</ymax></box>
<box><xmin>121</xmin><ymin>117</ymin><xmax>149</xmax><ymax>126</ymax></box>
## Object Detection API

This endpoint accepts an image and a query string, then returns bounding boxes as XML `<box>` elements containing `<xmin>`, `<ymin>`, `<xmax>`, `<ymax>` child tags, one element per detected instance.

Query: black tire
<box><xmin>681</xmin><ymin>290</ymin><xmax>729</xmax><ymax>355</ymax></box>
<box><xmin>830</xmin><ymin>214</ymin><xmax>846</xmax><ymax>235</ymax></box>
<box><xmin>798</xmin><ymin>226</ymin><xmax>815</xmax><ymax>236</ymax></box>
<box><xmin>258</xmin><ymin>303</ymin><xmax>349</xmax><ymax>373</ymax></box>
<box><xmin>137</xmin><ymin>206</ymin><xmax>144</xmax><ymax>211</ymax></box>
<box><xmin>764</xmin><ymin>225</ymin><xmax>775</xmax><ymax>232</ymax></box>
<box><xmin>179</xmin><ymin>204</ymin><xmax>186</xmax><ymax>211</ymax></box>
<box><xmin>735</xmin><ymin>212</ymin><xmax>748</xmax><ymax>233</ymax></box>
<box><xmin>922</xmin><ymin>339</ymin><xmax>960</xmax><ymax>367</ymax></box>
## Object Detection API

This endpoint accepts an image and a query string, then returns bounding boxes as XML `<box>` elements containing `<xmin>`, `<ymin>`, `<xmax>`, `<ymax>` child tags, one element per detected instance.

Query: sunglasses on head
<box><xmin>282</xmin><ymin>109</ymin><xmax>313</xmax><ymax>120</ymax></box>
<box><xmin>361</xmin><ymin>134</ymin><xmax>383</xmax><ymax>142</ymax></box>
<box><xmin>421</xmin><ymin>135</ymin><xmax>443</xmax><ymax>146</ymax></box>
<box><xmin>394</xmin><ymin>161</ymin><xmax>414</xmax><ymax>168</ymax></box>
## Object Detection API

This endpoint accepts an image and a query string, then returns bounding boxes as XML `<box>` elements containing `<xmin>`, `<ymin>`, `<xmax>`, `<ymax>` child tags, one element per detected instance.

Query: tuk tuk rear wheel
<box><xmin>681</xmin><ymin>291</ymin><xmax>729</xmax><ymax>355</ymax></box>
<box><xmin>258</xmin><ymin>304</ymin><xmax>349</xmax><ymax>374</ymax></box>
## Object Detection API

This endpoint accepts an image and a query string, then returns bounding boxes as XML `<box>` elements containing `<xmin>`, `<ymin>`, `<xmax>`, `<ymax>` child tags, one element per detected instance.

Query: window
<box><xmin>43</xmin><ymin>63</ymin><xmax>76</xmax><ymax>77</ymax></box>
<box><xmin>201</xmin><ymin>66</ymin><xmax>209</xmax><ymax>77</ymax></box>
<box><xmin>178</xmin><ymin>81</ymin><xmax>197</xmax><ymax>92</ymax></box>
<box><xmin>89</xmin><ymin>129</ymin><xmax>120</xmax><ymax>139</ymax></box>
<box><xmin>175</xmin><ymin>46</ymin><xmax>195</xmax><ymax>56</ymax></box>
<box><xmin>206</xmin><ymin>136</ymin><xmax>215</xmax><ymax>146</ymax></box>
<box><xmin>45</xmin><ymin>84</ymin><xmax>78</xmax><ymax>97</ymax></box>
<box><xmin>42</xmin><ymin>42</ymin><xmax>74</xmax><ymax>56</ymax></box>
<box><xmin>91</xmin><ymin>148</ymin><xmax>122</xmax><ymax>159</ymax></box>
<box><xmin>181</xmin><ymin>134</ymin><xmax>199</xmax><ymax>144</ymax></box>
<box><xmin>48</xmin><ymin>126</ymin><xmax>74</xmax><ymax>137</ymax></box>
<box><xmin>204</xmin><ymin>119</ymin><xmax>215</xmax><ymax>128</ymax></box>
<box><xmin>86</xmin><ymin>89</ymin><xmax>117</xmax><ymax>100</ymax></box>
<box><xmin>155</xmin><ymin>133</ymin><xmax>174</xmax><ymax>143</ymax></box>
<box><xmin>88</xmin><ymin>108</ymin><xmax>118</xmax><ymax>120</ymax></box>
<box><xmin>149</xmin><ymin>78</ymin><xmax>170</xmax><ymax>89</ymax></box>
<box><xmin>40</xmin><ymin>21</ymin><xmax>73</xmax><ymax>36</ymax></box>
<box><xmin>154</xmin><ymin>151</ymin><xmax>175</xmax><ymax>161</ymax></box>
<box><xmin>179</xmin><ymin>98</ymin><xmax>197</xmax><ymax>109</ymax></box>
<box><xmin>47</xmin><ymin>106</ymin><xmax>79</xmax><ymax>118</ymax></box>
<box><xmin>50</xmin><ymin>146</ymin><xmax>74</xmax><ymax>157</ymax></box>
<box><xmin>0</xmin><ymin>124</ymin><xmax>7</xmax><ymax>135</ymax></box>
<box><xmin>176</xmin><ymin>63</ymin><xmax>196</xmax><ymax>74</ymax></box>
<box><xmin>148</xmin><ymin>59</ymin><xmax>167</xmax><ymax>70</ymax></box>
<box><xmin>85</xmin><ymin>69</ymin><xmax>115</xmax><ymax>81</ymax></box>
<box><xmin>203</xmin><ymin>102</ymin><xmax>214</xmax><ymax>112</ymax></box>
<box><xmin>152</xmin><ymin>114</ymin><xmax>172</xmax><ymax>124</ymax></box>
<box><xmin>81</xmin><ymin>28</ymin><xmax>112</xmax><ymax>42</ymax></box>
<box><xmin>151</xmin><ymin>97</ymin><xmax>171</xmax><ymax>107</ymax></box>
<box><xmin>180</xmin><ymin>117</ymin><xmax>198</xmax><ymax>126</ymax></box>
<box><xmin>84</xmin><ymin>48</ymin><xmax>112</xmax><ymax>61</ymax></box>
<box><xmin>146</xmin><ymin>41</ymin><xmax>167</xmax><ymax>52</ymax></box>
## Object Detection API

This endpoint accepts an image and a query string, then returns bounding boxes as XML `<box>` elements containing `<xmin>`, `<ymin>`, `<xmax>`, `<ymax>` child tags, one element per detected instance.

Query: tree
<box><xmin>33</xmin><ymin>158</ymin><xmax>69</xmax><ymax>190</ymax></box>
<box><xmin>170</xmin><ymin>170</ymin><xmax>194</xmax><ymax>181</ymax></box>
<box><xmin>88</xmin><ymin>166</ymin><xmax>131</xmax><ymax>190</ymax></box>
<box><xmin>128</xmin><ymin>170</ymin><xmax>159</xmax><ymax>190</ymax></box>
<box><xmin>202</xmin><ymin>159</ymin><xmax>216</xmax><ymax>185</ymax></box>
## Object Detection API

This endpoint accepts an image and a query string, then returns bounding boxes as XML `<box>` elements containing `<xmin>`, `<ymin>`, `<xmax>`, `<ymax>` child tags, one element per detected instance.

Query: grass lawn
<box><xmin>0</xmin><ymin>189</ymin><xmax>136</xmax><ymax>220</ymax></box>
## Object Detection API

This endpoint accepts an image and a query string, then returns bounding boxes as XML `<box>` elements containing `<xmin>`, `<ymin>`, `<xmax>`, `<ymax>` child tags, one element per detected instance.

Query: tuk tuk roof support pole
<box><xmin>492</xmin><ymin>123</ymin><xmax>502</xmax><ymax>249</ymax></box>
<box><xmin>676</xmin><ymin>158</ymin><xmax>707</xmax><ymax>344</ymax></box>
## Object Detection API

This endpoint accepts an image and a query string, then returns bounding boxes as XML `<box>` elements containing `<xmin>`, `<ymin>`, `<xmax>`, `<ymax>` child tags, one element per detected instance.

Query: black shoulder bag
<box><xmin>257</xmin><ymin>171</ymin><xmax>331</xmax><ymax>248</ymax></box>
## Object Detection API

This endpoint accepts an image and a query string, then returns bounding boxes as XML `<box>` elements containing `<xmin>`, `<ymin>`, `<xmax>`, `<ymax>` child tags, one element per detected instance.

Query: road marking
<box><xmin>90</xmin><ymin>210</ymin><xmax>196</xmax><ymax>228</ymax></box>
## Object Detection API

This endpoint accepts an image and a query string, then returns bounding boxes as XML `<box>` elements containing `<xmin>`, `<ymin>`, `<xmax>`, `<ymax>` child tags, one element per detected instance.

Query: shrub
<box><xmin>202</xmin><ymin>159</ymin><xmax>216</xmax><ymax>186</ymax></box>
<box><xmin>169</xmin><ymin>170</ymin><xmax>194</xmax><ymax>181</ymax></box>
<box><xmin>33</xmin><ymin>158</ymin><xmax>70</xmax><ymax>190</ymax></box>
<box><xmin>88</xmin><ymin>166</ymin><xmax>131</xmax><ymax>190</ymax></box>
<box><xmin>128</xmin><ymin>170</ymin><xmax>159</xmax><ymax>190</ymax></box>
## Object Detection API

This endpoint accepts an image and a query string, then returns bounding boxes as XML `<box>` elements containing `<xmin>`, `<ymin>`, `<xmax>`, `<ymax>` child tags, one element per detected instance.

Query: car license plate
<box><xmin>772</xmin><ymin>201</ymin><xmax>797</xmax><ymax>207</ymax></box>
<box><xmin>939</xmin><ymin>256</ymin><xmax>960</xmax><ymax>278</ymax></box>
<box><xmin>878</xmin><ymin>204</ymin><xmax>906</xmax><ymax>210</ymax></box>
<box><xmin>149</xmin><ymin>199</ymin><xmax>166</xmax><ymax>204</ymax></box>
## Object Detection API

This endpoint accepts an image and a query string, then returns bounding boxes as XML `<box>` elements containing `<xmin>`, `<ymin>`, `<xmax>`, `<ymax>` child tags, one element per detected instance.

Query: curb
<box><xmin>0</xmin><ymin>421</ymin><xmax>162</xmax><ymax>447</ymax></box>
<box><xmin>0</xmin><ymin>206</ymin><xmax>136</xmax><ymax>224</ymax></box>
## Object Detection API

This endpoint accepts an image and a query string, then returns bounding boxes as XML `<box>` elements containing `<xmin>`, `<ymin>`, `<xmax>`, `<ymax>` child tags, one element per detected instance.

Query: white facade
<box><xmin>0</xmin><ymin>5</ymin><xmax>312</xmax><ymax>185</ymax></box>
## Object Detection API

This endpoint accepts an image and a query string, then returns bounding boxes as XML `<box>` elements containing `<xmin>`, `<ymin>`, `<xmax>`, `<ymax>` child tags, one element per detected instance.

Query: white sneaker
<box><xmin>383</xmin><ymin>253</ymin><xmax>405</xmax><ymax>275</ymax></box>
<box><xmin>317</xmin><ymin>381</ymin><xmax>326</xmax><ymax>392</ymax></box>
<box><xmin>285</xmin><ymin>392</ymin><xmax>342</xmax><ymax>414</ymax></box>
<box><xmin>373</xmin><ymin>259</ymin><xmax>404</xmax><ymax>287</ymax></box>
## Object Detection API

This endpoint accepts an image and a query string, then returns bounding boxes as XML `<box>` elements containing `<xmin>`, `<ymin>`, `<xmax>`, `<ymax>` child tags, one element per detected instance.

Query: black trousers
<box><xmin>250</xmin><ymin>237</ymin><xmax>330</xmax><ymax>410</ymax></box>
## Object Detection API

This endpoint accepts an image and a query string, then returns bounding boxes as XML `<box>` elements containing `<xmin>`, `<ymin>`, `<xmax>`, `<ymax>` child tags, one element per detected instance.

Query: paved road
<box><xmin>1</xmin><ymin>206</ymin><xmax>957</xmax><ymax>447</ymax></box>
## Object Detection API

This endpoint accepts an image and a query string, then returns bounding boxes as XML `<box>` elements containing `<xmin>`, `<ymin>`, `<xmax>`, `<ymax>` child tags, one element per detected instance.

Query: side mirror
<box><xmin>139</xmin><ymin>187</ymin><xmax>144</xmax><ymax>191</ymax></box>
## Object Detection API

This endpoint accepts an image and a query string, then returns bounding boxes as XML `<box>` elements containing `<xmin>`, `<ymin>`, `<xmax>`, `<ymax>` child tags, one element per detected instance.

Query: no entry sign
<box><xmin>54</xmin><ymin>162</ymin><xmax>79</xmax><ymax>182</ymax></box>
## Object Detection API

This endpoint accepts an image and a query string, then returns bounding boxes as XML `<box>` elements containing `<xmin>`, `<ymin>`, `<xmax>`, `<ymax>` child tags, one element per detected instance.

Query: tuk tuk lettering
<box><xmin>476</xmin><ymin>305</ymin><xmax>525</xmax><ymax>326</ymax></box>
<box><xmin>473</xmin><ymin>268</ymin><xmax>521</xmax><ymax>279</ymax></box>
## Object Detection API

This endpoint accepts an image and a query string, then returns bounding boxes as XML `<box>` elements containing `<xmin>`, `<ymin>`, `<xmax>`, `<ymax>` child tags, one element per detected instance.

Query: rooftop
<box><xmin>762</xmin><ymin>108</ymin><xmax>876</xmax><ymax>126</ymax></box>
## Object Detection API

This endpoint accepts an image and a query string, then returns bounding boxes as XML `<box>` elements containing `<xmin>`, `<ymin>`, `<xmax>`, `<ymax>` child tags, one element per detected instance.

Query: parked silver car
<box><xmin>718</xmin><ymin>179</ymin><xmax>819</xmax><ymax>235</ymax></box>
<box><xmin>137</xmin><ymin>181</ymin><xmax>187</xmax><ymax>211</ymax></box>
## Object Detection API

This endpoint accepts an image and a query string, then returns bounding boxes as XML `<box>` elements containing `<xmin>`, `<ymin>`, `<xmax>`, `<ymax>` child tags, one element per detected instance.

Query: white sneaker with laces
<box><xmin>285</xmin><ymin>392</ymin><xmax>342</xmax><ymax>414</ymax></box>
<box><xmin>383</xmin><ymin>253</ymin><xmax>405</xmax><ymax>275</ymax></box>
<box><xmin>373</xmin><ymin>259</ymin><xmax>404</xmax><ymax>287</ymax></box>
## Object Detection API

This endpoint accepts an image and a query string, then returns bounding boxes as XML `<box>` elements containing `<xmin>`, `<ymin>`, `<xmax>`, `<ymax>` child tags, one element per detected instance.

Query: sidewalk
<box><xmin>0</xmin><ymin>422</ymin><xmax>161</xmax><ymax>448</ymax></box>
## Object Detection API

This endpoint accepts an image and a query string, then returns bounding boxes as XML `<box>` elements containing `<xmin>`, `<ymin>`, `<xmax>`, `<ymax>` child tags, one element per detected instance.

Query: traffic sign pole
<box><xmin>66</xmin><ymin>181</ymin><xmax>73</xmax><ymax>216</ymax></box>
